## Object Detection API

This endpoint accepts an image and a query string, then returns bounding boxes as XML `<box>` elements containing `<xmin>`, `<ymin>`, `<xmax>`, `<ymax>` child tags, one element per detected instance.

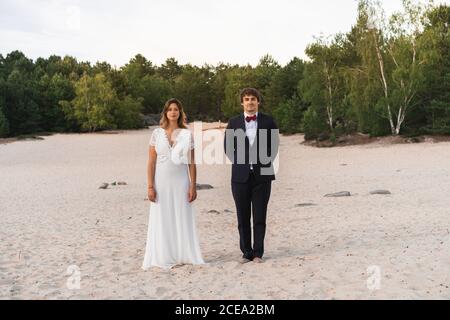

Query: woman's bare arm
<box><xmin>147</xmin><ymin>146</ymin><xmax>157</xmax><ymax>201</ymax></box>
<box><xmin>188</xmin><ymin>148</ymin><xmax>197</xmax><ymax>202</ymax></box>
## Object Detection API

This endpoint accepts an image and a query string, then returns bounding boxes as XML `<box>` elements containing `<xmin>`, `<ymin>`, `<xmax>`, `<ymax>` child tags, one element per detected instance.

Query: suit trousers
<box><xmin>231</xmin><ymin>171</ymin><xmax>272</xmax><ymax>259</ymax></box>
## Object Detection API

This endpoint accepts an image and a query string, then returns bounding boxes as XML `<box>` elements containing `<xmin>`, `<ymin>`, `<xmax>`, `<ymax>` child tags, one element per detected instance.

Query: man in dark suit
<box><xmin>224</xmin><ymin>88</ymin><xmax>279</xmax><ymax>264</ymax></box>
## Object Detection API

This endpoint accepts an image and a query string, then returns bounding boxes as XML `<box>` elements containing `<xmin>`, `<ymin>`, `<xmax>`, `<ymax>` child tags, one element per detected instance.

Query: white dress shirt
<box><xmin>244</xmin><ymin>112</ymin><xmax>258</xmax><ymax>170</ymax></box>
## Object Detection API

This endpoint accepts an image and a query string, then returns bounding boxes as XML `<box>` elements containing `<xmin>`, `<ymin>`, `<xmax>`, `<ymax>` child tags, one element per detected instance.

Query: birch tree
<box><xmin>387</xmin><ymin>0</ymin><xmax>430</xmax><ymax>134</ymax></box>
<box><xmin>359</xmin><ymin>0</ymin><xmax>430</xmax><ymax>135</ymax></box>
<box><xmin>359</xmin><ymin>0</ymin><xmax>396</xmax><ymax>134</ymax></box>
<box><xmin>304</xmin><ymin>35</ymin><xmax>346</xmax><ymax>132</ymax></box>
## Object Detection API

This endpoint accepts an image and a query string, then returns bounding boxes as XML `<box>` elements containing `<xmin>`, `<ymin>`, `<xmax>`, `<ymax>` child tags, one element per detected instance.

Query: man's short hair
<box><xmin>240</xmin><ymin>88</ymin><xmax>261</xmax><ymax>103</ymax></box>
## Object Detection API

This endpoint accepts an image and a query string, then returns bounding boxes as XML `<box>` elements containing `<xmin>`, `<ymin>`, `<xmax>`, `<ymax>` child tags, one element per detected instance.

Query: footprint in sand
<box><xmin>111</xmin><ymin>266</ymin><xmax>121</xmax><ymax>273</ymax></box>
<box><xmin>0</xmin><ymin>279</ymin><xmax>14</xmax><ymax>286</ymax></box>
<box><xmin>9</xmin><ymin>285</ymin><xmax>24</xmax><ymax>294</ymax></box>
<box><xmin>155</xmin><ymin>286</ymin><xmax>168</xmax><ymax>296</ymax></box>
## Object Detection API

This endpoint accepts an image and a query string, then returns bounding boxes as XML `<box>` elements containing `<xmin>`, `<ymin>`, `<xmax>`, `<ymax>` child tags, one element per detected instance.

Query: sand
<box><xmin>1</xmin><ymin>123</ymin><xmax>450</xmax><ymax>299</ymax></box>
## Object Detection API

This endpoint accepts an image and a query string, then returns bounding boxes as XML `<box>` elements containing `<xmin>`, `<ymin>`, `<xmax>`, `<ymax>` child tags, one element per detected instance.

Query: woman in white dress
<box><xmin>142</xmin><ymin>98</ymin><xmax>204</xmax><ymax>270</ymax></box>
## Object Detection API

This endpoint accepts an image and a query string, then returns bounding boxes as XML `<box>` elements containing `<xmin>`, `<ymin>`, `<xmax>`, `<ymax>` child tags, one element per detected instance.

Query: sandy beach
<box><xmin>1</xmin><ymin>123</ymin><xmax>450</xmax><ymax>299</ymax></box>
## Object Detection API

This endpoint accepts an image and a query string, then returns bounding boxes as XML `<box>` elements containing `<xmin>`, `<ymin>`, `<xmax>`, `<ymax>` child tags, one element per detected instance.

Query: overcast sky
<box><xmin>1</xmin><ymin>0</ymin><xmax>448</xmax><ymax>67</ymax></box>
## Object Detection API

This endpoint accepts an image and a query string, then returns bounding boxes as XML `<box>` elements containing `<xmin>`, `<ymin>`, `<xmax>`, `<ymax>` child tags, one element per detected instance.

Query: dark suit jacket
<box><xmin>224</xmin><ymin>112</ymin><xmax>279</xmax><ymax>183</ymax></box>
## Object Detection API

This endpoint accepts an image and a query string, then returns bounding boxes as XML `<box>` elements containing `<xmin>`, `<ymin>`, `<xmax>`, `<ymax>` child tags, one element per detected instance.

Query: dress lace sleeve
<box><xmin>149</xmin><ymin>128</ymin><xmax>158</xmax><ymax>147</ymax></box>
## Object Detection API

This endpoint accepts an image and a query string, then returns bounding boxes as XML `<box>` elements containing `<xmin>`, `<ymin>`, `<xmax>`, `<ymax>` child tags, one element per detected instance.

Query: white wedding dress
<box><xmin>142</xmin><ymin>127</ymin><xmax>204</xmax><ymax>270</ymax></box>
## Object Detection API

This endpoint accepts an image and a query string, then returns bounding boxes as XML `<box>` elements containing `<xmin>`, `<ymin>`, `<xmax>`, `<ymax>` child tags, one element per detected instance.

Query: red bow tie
<box><xmin>245</xmin><ymin>115</ymin><xmax>257</xmax><ymax>122</ymax></box>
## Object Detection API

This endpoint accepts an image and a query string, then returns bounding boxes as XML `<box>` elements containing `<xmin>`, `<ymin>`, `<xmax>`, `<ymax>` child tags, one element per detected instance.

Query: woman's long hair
<box><xmin>159</xmin><ymin>98</ymin><xmax>188</xmax><ymax>129</ymax></box>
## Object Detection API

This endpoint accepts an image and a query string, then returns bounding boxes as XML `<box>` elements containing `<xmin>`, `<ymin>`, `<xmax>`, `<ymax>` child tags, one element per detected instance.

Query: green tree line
<box><xmin>0</xmin><ymin>1</ymin><xmax>448</xmax><ymax>140</ymax></box>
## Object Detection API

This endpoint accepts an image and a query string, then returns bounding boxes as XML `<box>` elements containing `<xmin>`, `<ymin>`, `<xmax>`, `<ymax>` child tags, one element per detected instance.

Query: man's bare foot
<box><xmin>253</xmin><ymin>257</ymin><xmax>264</xmax><ymax>263</ymax></box>
<box><xmin>239</xmin><ymin>258</ymin><xmax>252</xmax><ymax>264</ymax></box>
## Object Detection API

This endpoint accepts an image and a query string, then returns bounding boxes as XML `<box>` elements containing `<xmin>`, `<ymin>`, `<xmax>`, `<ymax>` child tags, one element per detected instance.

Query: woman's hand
<box><xmin>188</xmin><ymin>184</ymin><xmax>197</xmax><ymax>203</ymax></box>
<box><xmin>148</xmin><ymin>187</ymin><xmax>157</xmax><ymax>202</ymax></box>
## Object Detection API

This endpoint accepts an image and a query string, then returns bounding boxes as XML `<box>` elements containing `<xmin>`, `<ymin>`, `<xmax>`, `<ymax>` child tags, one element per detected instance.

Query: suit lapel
<box><xmin>240</xmin><ymin>113</ymin><xmax>246</xmax><ymax>132</ymax></box>
<box><xmin>256</xmin><ymin>112</ymin><xmax>263</xmax><ymax>145</ymax></box>
<box><xmin>239</xmin><ymin>112</ymin><xmax>264</xmax><ymax>148</ymax></box>
<box><xmin>239</xmin><ymin>113</ymin><xmax>250</xmax><ymax>148</ymax></box>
